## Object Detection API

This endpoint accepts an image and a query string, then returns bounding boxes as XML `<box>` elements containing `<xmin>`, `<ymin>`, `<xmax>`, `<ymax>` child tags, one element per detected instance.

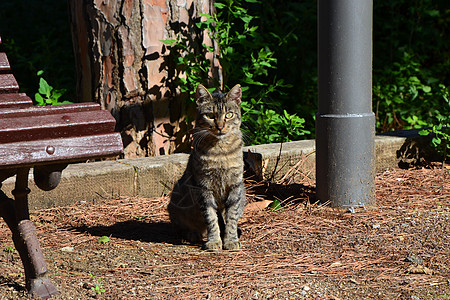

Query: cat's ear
<box><xmin>196</xmin><ymin>84</ymin><xmax>212</xmax><ymax>105</ymax></box>
<box><xmin>227</xmin><ymin>84</ymin><xmax>241</xmax><ymax>104</ymax></box>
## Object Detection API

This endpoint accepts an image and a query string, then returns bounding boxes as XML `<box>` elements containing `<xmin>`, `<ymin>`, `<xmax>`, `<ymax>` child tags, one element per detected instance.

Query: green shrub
<box><xmin>165</xmin><ymin>0</ymin><xmax>310</xmax><ymax>145</ymax></box>
<box><xmin>0</xmin><ymin>0</ymin><xmax>75</xmax><ymax>100</ymax></box>
<box><xmin>373</xmin><ymin>51</ymin><xmax>448</xmax><ymax>132</ymax></box>
<box><xmin>419</xmin><ymin>86</ymin><xmax>450</xmax><ymax>161</ymax></box>
<box><xmin>2</xmin><ymin>0</ymin><xmax>450</xmax><ymax>152</ymax></box>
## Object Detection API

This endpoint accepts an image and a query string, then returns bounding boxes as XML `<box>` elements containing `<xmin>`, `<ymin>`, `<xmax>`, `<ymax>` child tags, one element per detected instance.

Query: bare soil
<box><xmin>0</xmin><ymin>165</ymin><xmax>449</xmax><ymax>299</ymax></box>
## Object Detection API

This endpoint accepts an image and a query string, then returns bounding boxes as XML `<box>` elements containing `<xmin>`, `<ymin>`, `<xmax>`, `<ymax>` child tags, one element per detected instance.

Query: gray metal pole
<box><xmin>316</xmin><ymin>0</ymin><xmax>375</xmax><ymax>208</ymax></box>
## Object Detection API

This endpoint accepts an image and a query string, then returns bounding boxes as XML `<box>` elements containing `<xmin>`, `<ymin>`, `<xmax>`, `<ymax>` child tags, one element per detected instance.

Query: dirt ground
<box><xmin>0</xmin><ymin>165</ymin><xmax>449</xmax><ymax>299</ymax></box>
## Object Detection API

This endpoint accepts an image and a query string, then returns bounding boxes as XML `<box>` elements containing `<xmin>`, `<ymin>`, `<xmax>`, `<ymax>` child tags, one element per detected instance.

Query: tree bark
<box><xmin>67</xmin><ymin>0</ymin><xmax>218</xmax><ymax>157</ymax></box>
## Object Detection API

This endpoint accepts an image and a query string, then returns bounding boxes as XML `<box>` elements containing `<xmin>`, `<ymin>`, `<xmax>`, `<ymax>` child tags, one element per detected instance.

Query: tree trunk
<box><xmin>67</xmin><ymin>0</ymin><xmax>218</xmax><ymax>157</ymax></box>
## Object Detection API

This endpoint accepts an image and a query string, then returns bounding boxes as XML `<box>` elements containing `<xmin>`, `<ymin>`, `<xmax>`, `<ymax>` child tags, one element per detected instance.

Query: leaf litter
<box><xmin>0</xmin><ymin>163</ymin><xmax>449</xmax><ymax>299</ymax></box>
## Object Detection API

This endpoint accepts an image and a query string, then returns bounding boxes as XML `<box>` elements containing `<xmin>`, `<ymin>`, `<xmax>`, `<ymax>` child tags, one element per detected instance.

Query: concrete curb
<box><xmin>1</xmin><ymin>133</ymin><xmax>429</xmax><ymax>211</ymax></box>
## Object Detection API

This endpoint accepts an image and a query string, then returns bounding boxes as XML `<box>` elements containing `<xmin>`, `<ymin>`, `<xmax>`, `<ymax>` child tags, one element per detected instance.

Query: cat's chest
<box><xmin>196</xmin><ymin>136</ymin><xmax>243</xmax><ymax>169</ymax></box>
<box><xmin>198</xmin><ymin>165</ymin><xmax>241</xmax><ymax>201</ymax></box>
<box><xmin>193</xmin><ymin>147</ymin><xmax>243</xmax><ymax>196</ymax></box>
<box><xmin>201</xmin><ymin>151</ymin><xmax>242</xmax><ymax>170</ymax></box>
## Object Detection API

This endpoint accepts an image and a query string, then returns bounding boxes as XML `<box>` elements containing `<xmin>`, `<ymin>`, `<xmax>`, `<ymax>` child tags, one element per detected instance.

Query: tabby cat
<box><xmin>168</xmin><ymin>84</ymin><xmax>246</xmax><ymax>251</ymax></box>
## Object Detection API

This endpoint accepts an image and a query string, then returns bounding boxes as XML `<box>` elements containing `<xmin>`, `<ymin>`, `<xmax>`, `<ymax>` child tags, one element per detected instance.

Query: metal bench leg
<box><xmin>0</xmin><ymin>168</ymin><xmax>58</xmax><ymax>299</ymax></box>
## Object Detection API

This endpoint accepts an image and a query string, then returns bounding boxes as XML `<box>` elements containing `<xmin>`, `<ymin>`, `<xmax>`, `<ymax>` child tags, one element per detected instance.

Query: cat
<box><xmin>168</xmin><ymin>84</ymin><xmax>246</xmax><ymax>251</ymax></box>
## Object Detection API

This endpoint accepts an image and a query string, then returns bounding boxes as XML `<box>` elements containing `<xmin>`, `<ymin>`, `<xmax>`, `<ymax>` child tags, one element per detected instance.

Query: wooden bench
<box><xmin>0</xmin><ymin>37</ymin><xmax>123</xmax><ymax>299</ymax></box>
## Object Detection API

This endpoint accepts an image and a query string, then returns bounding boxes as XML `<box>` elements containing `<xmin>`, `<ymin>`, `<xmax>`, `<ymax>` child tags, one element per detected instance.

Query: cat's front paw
<box><xmin>204</xmin><ymin>240</ymin><xmax>222</xmax><ymax>251</ymax></box>
<box><xmin>223</xmin><ymin>240</ymin><xmax>241</xmax><ymax>251</ymax></box>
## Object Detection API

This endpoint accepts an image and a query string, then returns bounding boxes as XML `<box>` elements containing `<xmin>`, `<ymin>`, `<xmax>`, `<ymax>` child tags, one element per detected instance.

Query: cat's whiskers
<box><xmin>240</xmin><ymin>127</ymin><xmax>252</xmax><ymax>145</ymax></box>
<box><xmin>192</xmin><ymin>129</ymin><xmax>213</xmax><ymax>150</ymax></box>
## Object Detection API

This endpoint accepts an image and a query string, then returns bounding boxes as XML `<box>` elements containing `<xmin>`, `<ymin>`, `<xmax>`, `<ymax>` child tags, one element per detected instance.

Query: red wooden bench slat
<box><xmin>0</xmin><ymin>93</ymin><xmax>33</xmax><ymax>109</ymax></box>
<box><xmin>0</xmin><ymin>110</ymin><xmax>117</xmax><ymax>143</ymax></box>
<box><xmin>0</xmin><ymin>102</ymin><xmax>100</xmax><ymax>118</ymax></box>
<box><xmin>0</xmin><ymin>74</ymin><xmax>19</xmax><ymax>93</ymax></box>
<box><xmin>0</xmin><ymin>133</ymin><xmax>123</xmax><ymax>168</ymax></box>
<box><xmin>0</xmin><ymin>53</ymin><xmax>10</xmax><ymax>72</ymax></box>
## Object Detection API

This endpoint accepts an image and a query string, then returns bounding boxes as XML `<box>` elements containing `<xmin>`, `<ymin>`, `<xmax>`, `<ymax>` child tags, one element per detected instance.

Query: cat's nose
<box><xmin>216</xmin><ymin>122</ymin><xmax>225</xmax><ymax>131</ymax></box>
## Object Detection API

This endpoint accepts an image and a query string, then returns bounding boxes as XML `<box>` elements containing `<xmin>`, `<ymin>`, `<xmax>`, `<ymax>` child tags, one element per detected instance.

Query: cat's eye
<box><xmin>225</xmin><ymin>112</ymin><xmax>234</xmax><ymax>119</ymax></box>
<box><xmin>204</xmin><ymin>113</ymin><xmax>215</xmax><ymax>119</ymax></box>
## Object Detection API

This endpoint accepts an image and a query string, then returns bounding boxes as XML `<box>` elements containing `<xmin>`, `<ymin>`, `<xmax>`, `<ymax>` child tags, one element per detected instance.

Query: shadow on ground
<box><xmin>0</xmin><ymin>276</ymin><xmax>25</xmax><ymax>293</ymax></box>
<box><xmin>69</xmin><ymin>220</ymin><xmax>185</xmax><ymax>245</ymax></box>
<box><xmin>247</xmin><ymin>181</ymin><xmax>316</xmax><ymax>204</ymax></box>
<box><xmin>67</xmin><ymin>182</ymin><xmax>316</xmax><ymax>247</ymax></box>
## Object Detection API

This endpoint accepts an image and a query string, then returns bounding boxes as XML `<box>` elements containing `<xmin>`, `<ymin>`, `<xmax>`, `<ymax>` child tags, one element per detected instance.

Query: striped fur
<box><xmin>168</xmin><ymin>84</ymin><xmax>246</xmax><ymax>251</ymax></box>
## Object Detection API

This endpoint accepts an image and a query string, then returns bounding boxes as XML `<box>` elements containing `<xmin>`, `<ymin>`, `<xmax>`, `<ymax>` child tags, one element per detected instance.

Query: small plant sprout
<box><xmin>97</xmin><ymin>236</ymin><xmax>110</xmax><ymax>244</ymax></box>
<box><xmin>34</xmin><ymin>70</ymin><xmax>73</xmax><ymax>106</ymax></box>
<box><xmin>3</xmin><ymin>245</ymin><xmax>16</xmax><ymax>260</ymax></box>
<box><xmin>270</xmin><ymin>199</ymin><xmax>282</xmax><ymax>212</ymax></box>
<box><xmin>89</xmin><ymin>273</ymin><xmax>106</xmax><ymax>295</ymax></box>
<box><xmin>133</xmin><ymin>215</ymin><xmax>146</xmax><ymax>220</ymax></box>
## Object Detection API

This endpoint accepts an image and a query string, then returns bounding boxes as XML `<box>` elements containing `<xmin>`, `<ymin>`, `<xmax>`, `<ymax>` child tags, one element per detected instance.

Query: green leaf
<box><xmin>55</xmin><ymin>100</ymin><xmax>74</xmax><ymax>105</ymax></box>
<box><xmin>38</xmin><ymin>78</ymin><xmax>53</xmax><ymax>97</ymax></box>
<box><xmin>241</xmin><ymin>15</ymin><xmax>253</xmax><ymax>24</ymax></box>
<box><xmin>422</xmin><ymin>85</ymin><xmax>431</xmax><ymax>93</ymax></box>
<box><xmin>432</xmin><ymin>137</ymin><xmax>442</xmax><ymax>146</ymax></box>
<box><xmin>213</xmin><ymin>3</ymin><xmax>226</xmax><ymax>9</ymax></box>
<box><xmin>426</xmin><ymin>10</ymin><xmax>440</xmax><ymax>17</ymax></box>
<box><xmin>418</xmin><ymin>129</ymin><xmax>430</xmax><ymax>136</ymax></box>
<box><xmin>408</xmin><ymin>76</ymin><xmax>420</xmax><ymax>83</ymax></box>
<box><xmin>97</xmin><ymin>236</ymin><xmax>110</xmax><ymax>244</ymax></box>
<box><xmin>199</xmin><ymin>13</ymin><xmax>212</xmax><ymax>18</ymax></box>
<box><xmin>35</xmin><ymin>93</ymin><xmax>45</xmax><ymax>105</ymax></box>
<box><xmin>160</xmin><ymin>39</ymin><xmax>177</xmax><ymax>45</ymax></box>
<box><xmin>37</xmin><ymin>70</ymin><xmax>44</xmax><ymax>76</ymax></box>
<box><xmin>270</xmin><ymin>199</ymin><xmax>282</xmax><ymax>212</ymax></box>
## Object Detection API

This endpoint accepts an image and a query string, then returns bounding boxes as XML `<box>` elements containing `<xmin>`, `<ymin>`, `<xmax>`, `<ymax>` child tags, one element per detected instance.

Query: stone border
<box><xmin>1</xmin><ymin>133</ymin><xmax>430</xmax><ymax>211</ymax></box>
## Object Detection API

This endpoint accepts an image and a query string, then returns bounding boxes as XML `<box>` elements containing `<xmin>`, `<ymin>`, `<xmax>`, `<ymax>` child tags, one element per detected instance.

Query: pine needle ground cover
<box><xmin>0</xmin><ymin>165</ymin><xmax>449</xmax><ymax>299</ymax></box>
